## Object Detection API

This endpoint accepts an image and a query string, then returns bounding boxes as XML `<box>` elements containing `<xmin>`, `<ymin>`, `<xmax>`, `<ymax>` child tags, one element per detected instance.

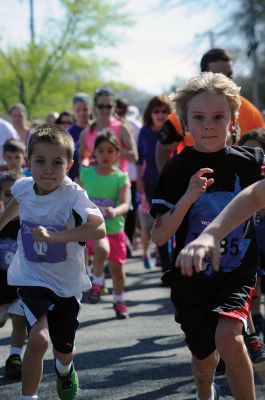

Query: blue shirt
<box><xmin>137</xmin><ymin>126</ymin><xmax>159</xmax><ymax>186</ymax></box>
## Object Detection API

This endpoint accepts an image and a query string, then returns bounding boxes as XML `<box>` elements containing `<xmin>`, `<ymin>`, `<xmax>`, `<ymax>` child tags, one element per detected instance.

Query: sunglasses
<box><xmin>152</xmin><ymin>109</ymin><xmax>168</xmax><ymax>114</ymax></box>
<box><xmin>96</xmin><ymin>104</ymin><xmax>113</xmax><ymax>110</ymax></box>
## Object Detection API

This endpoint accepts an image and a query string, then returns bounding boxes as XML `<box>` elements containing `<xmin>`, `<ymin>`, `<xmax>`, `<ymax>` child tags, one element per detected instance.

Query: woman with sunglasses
<box><xmin>79</xmin><ymin>87</ymin><xmax>138</xmax><ymax>172</ymax></box>
<box><xmin>137</xmin><ymin>95</ymin><xmax>172</xmax><ymax>269</ymax></box>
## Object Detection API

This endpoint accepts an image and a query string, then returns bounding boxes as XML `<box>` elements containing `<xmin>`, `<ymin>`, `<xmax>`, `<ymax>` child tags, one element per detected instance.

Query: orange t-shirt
<box><xmin>238</xmin><ymin>96</ymin><xmax>265</xmax><ymax>136</ymax></box>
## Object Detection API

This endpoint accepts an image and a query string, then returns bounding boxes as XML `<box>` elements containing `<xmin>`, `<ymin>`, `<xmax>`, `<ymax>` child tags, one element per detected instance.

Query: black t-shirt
<box><xmin>150</xmin><ymin>145</ymin><xmax>264</xmax><ymax>277</ymax></box>
<box><xmin>0</xmin><ymin>219</ymin><xmax>20</xmax><ymax>304</ymax></box>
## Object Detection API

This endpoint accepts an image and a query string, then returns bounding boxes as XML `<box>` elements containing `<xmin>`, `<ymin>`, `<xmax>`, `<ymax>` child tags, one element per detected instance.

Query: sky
<box><xmin>0</xmin><ymin>0</ymin><xmax>239</xmax><ymax>95</ymax></box>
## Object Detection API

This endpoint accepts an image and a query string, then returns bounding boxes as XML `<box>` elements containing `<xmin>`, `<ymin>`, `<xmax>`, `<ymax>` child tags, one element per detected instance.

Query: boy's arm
<box><xmin>151</xmin><ymin>168</ymin><xmax>214</xmax><ymax>246</ymax></box>
<box><xmin>176</xmin><ymin>179</ymin><xmax>265</xmax><ymax>276</ymax></box>
<box><xmin>32</xmin><ymin>214</ymin><xmax>106</xmax><ymax>244</ymax></box>
<box><xmin>0</xmin><ymin>199</ymin><xmax>19</xmax><ymax>231</ymax></box>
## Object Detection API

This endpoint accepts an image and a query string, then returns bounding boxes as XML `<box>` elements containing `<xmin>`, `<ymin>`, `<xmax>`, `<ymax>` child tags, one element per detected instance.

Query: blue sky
<box><xmin>0</xmin><ymin>0</ymin><xmax>241</xmax><ymax>94</ymax></box>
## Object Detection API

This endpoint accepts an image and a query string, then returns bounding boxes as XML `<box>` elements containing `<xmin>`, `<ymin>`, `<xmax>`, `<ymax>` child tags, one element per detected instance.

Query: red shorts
<box><xmin>86</xmin><ymin>231</ymin><xmax>127</xmax><ymax>265</ymax></box>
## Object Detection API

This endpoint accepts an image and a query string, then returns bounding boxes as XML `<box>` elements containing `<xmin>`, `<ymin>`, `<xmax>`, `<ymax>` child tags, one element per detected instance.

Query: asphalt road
<box><xmin>0</xmin><ymin>253</ymin><xmax>264</xmax><ymax>399</ymax></box>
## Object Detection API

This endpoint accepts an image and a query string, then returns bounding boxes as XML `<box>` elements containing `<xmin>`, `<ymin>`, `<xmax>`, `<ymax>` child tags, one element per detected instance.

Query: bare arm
<box><xmin>176</xmin><ymin>179</ymin><xmax>265</xmax><ymax>276</ymax></box>
<box><xmin>32</xmin><ymin>214</ymin><xmax>106</xmax><ymax>244</ymax></box>
<box><xmin>151</xmin><ymin>168</ymin><xmax>214</xmax><ymax>246</ymax></box>
<box><xmin>119</xmin><ymin>124</ymin><xmax>138</xmax><ymax>162</ymax></box>
<box><xmin>104</xmin><ymin>184</ymin><xmax>130</xmax><ymax>219</ymax></box>
<box><xmin>0</xmin><ymin>199</ymin><xmax>19</xmax><ymax>231</ymax></box>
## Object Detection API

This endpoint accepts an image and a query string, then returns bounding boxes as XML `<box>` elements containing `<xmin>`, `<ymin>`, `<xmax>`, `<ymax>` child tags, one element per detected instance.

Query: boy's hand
<box><xmin>32</xmin><ymin>226</ymin><xmax>53</xmax><ymax>243</ymax></box>
<box><xmin>183</xmin><ymin>168</ymin><xmax>214</xmax><ymax>205</ymax></box>
<box><xmin>175</xmin><ymin>233</ymin><xmax>220</xmax><ymax>276</ymax></box>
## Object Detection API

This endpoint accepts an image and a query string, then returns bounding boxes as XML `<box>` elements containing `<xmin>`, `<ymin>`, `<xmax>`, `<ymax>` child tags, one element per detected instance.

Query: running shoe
<box><xmin>113</xmin><ymin>302</ymin><xmax>129</xmax><ymax>319</ymax></box>
<box><xmin>245</xmin><ymin>334</ymin><xmax>265</xmax><ymax>363</ymax></box>
<box><xmin>88</xmin><ymin>283</ymin><xmax>101</xmax><ymax>304</ymax></box>
<box><xmin>5</xmin><ymin>354</ymin><xmax>22</xmax><ymax>379</ymax></box>
<box><xmin>56</xmin><ymin>364</ymin><xmax>79</xmax><ymax>400</ymax></box>
<box><xmin>143</xmin><ymin>255</ymin><xmax>152</xmax><ymax>269</ymax></box>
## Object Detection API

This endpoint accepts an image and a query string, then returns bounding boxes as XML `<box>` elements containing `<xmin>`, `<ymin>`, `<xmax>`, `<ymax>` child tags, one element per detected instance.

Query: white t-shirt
<box><xmin>0</xmin><ymin>118</ymin><xmax>19</xmax><ymax>165</ymax></box>
<box><xmin>8</xmin><ymin>176</ymin><xmax>103</xmax><ymax>297</ymax></box>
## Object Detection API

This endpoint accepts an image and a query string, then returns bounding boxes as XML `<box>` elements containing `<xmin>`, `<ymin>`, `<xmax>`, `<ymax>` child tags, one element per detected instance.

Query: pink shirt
<box><xmin>83</xmin><ymin>119</ymin><xmax>128</xmax><ymax>172</ymax></box>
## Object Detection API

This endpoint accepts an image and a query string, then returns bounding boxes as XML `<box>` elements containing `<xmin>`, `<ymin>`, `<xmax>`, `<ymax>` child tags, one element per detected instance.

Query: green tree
<box><xmin>0</xmin><ymin>0</ymin><xmax>132</xmax><ymax>118</ymax></box>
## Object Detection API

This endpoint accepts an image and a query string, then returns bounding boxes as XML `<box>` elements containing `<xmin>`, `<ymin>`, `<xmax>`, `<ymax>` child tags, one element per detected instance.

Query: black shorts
<box><xmin>18</xmin><ymin>286</ymin><xmax>80</xmax><ymax>354</ymax></box>
<box><xmin>169</xmin><ymin>268</ymin><xmax>256</xmax><ymax>360</ymax></box>
<box><xmin>0</xmin><ymin>270</ymin><xmax>18</xmax><ymax>305</ymax></box>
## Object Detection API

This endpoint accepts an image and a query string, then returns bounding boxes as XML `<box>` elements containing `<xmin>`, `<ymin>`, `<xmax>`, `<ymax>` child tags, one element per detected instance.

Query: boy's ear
<box><xmin>66</xmin><ymin>159</ymin><xmax>74</xmax><ymax>172</ymax></box>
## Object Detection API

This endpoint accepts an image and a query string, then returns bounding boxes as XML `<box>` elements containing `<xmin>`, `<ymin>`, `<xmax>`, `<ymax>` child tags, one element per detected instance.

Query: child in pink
<box><xmin>80</xmin><ymin>130</ymin><xmax>130</xmax><ymax>319</ymax></box>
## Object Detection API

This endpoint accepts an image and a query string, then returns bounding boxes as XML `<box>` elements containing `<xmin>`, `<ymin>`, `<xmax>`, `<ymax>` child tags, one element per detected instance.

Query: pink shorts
<box><xmin>86</xmin><ymin>231</ymin><xmax>127</xmax><ymax>265</ymax></box>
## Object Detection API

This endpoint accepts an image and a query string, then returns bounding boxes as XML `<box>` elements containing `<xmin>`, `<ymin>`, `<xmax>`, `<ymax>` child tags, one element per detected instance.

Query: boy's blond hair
<box><xmin>28</xmin><ymin>124</ymin><xmax>74</xmax><ymax>161</ymax></box>
<box><xmin>171</xmin><ymin>72</ymin><xmax>241</xmax><ymax>132</ymax></box>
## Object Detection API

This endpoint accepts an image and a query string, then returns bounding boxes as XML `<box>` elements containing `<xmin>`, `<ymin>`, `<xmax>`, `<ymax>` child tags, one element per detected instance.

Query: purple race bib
<box><xmin>185</xmin><ymin>215</ymin><xmax>243</xmax><ymax>272</ymax></box>
<box><xmin>90</xmin><ymin>197</ymin><xmax>116</xmax><ymax>219</ymax></box>
<box><xmin>0</xmin><ymin>239</ymin><xmax>17</xmax><ymax>270</ymax></box>
<box><xmin>21</xmin><ymin>221</ymin><xmax>67</xmax><ymax>263</ymax></box>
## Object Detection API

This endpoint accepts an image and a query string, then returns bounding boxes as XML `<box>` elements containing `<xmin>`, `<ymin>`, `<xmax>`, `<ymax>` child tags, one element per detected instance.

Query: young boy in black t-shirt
<box><xmin>151</xmin><ymin>72</ymin><xmax>263</xmax><ymax>400</ymax></box>
<box><xmin>0</xmin><ymin>171</ymin><xmax>26</xmax><ymax>379</ymax></box>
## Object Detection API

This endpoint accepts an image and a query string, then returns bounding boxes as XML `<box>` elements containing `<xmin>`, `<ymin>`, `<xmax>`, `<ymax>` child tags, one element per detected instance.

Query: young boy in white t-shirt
<box><xmin>1</xmin><ymin>124</ymin><xmax>106</xmax><ymax>400</ymax></box>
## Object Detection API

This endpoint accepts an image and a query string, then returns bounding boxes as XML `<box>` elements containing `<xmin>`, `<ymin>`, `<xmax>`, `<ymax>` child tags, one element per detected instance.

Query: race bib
<box><xmin>185</xmin><ymin>215</ymin><xmax>243</xmax><ymax>274</ymax></box>
<box><xmin>90</xmin><ymin>197</ymin><xmax>116</xmax><ymax>219</ymax></box>
<box><xmin>0</xmin><ymin>239</ymin><xmax>17</xmax><ymax>270</ymax></box>
<box><xmin>21</xmin><ymin>221</ymin><xmax>67</xmax><ymax>263</ymax></box>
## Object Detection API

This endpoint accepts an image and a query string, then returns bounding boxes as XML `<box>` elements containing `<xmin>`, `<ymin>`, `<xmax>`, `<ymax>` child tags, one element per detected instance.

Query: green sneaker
<box><xmin>56</xmin><ymin>364</ymin><xmax>79</xmax><ymax>400</ymax></box>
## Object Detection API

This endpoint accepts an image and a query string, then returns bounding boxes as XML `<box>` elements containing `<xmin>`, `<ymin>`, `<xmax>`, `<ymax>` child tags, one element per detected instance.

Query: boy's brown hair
<box><xmin>27</xmin><ymin>124</ymin><xmax>74</xmax><ymax>161</ymax></box>
<box><xmin>3</xmin><ymin>139</ymin><xmax>26</xmax><ymax>156</ymax></box>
